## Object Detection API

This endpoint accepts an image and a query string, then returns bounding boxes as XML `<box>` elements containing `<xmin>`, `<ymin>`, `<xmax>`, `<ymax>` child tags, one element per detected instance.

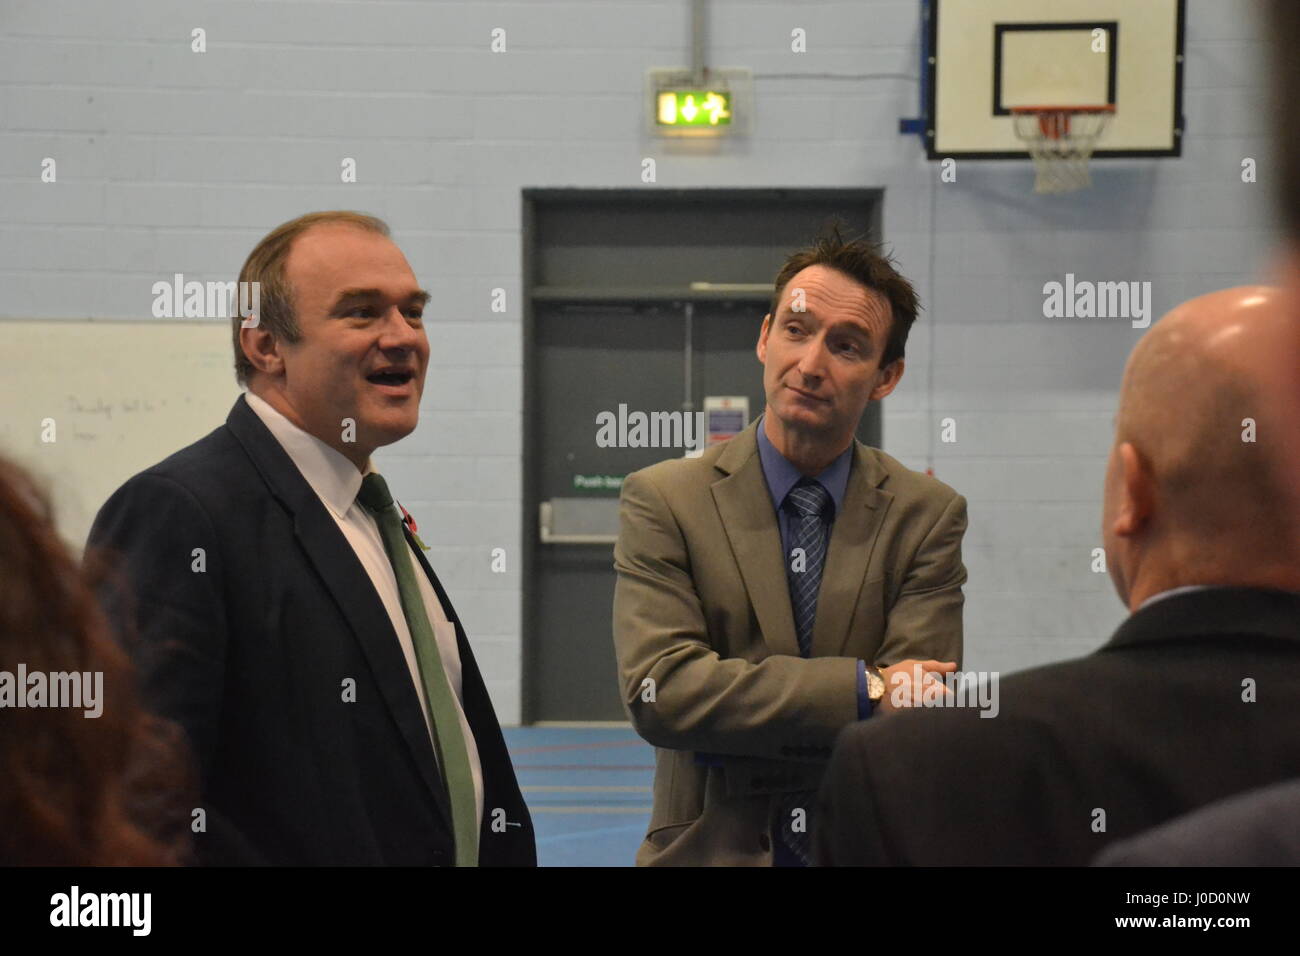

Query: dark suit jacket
<box><xmin>86</xmin><ymin>394</ymin><xmax>535</xmax><ymax>866</ymax></box>
<box><xmin>814</xmin><ymin>587</ymin><xmax>1300</xmax><ymax>866</ymax></box>
<box><xmin>1094</xmin><ymin>777</ymin><xmax>1300</xmax><ymax>866</ymax></box>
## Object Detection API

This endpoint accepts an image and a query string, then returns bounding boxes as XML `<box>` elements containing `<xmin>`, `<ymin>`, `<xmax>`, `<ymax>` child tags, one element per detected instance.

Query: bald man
<box><xmin>813</xmin><ymin>287</ymin><xmax>1300</xmax><ymax>866</ymax></box>
<box><xmin>1089</xmin><ymin>2</ymin><xmax>1300</xmax><ymax>869</ymax></box>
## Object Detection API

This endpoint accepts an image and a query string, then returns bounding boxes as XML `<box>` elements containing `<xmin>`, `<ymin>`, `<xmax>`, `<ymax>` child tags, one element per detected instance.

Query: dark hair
<box><xmin>231</xmin><ymin>211</ymin><xmax>391</xmax><ymax>386</ymax></box>
<box><xmin>0</xmin><ymin>456</ymin><xmax>192</xmax><ymax>865</ymax></box>
<box><xmin>769</xmin><ymin>224</ymin><xmax>920</xmax><ymax>367</ymax></box>
<box><xmin>1267</xmin><ymin>1</ymin><xmax>1300</xmax><ymax>239</ymax></box>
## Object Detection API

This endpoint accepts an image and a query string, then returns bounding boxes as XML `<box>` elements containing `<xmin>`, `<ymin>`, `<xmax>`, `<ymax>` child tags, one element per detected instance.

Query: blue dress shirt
<box><xmin>755</xmin><ymin>415</ymin><xmax>872</xmax><ymax>719</ymax></box>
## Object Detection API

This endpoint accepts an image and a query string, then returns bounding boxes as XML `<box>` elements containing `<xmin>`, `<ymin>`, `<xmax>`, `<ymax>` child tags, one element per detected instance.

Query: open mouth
<box><xmin>366</xmin><ymin>368</ymin><xmax>415</xmax><ymax>388</ymax></box>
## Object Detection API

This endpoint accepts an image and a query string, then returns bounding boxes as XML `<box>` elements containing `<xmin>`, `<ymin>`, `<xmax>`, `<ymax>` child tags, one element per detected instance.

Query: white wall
<box><xmin>0</xmin><ymin>0</ymin><xmax>1280</xmax><ymax>721</ymax></box>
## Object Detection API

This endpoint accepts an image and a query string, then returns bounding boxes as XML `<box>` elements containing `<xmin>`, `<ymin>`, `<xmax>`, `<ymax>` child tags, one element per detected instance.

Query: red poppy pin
<box><xmin>397</xmin><ymin>501</ymin><xmax>430</xmax><ymax>551</ymax></box>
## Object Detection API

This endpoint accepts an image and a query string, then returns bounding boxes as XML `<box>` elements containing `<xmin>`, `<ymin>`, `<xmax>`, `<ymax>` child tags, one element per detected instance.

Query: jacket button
<box><xmin>759</xmin><ymin>833</ymin><xmax>771</xmax><ymax>852</ymax></box>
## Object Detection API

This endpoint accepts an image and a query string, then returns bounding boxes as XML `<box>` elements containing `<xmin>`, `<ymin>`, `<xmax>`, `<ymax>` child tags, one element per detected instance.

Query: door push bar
<box><xmin>538</xmin><ymin>499</ymin><xmax>620</xmax><ymax>545</ymax></box>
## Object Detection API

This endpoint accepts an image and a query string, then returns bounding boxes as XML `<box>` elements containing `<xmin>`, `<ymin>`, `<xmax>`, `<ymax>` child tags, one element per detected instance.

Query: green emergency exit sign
<box><xmin>656</xmin><ymin>89</ymin><xmax>732</xmax><ymax>127</ymax></box>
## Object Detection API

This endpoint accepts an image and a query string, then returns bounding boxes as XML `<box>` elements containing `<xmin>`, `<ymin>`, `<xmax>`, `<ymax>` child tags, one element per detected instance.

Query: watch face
<box><xmin>867</xmin><ymin>671</ymin><xmax>885</xmax><ymax>700</ymax></box>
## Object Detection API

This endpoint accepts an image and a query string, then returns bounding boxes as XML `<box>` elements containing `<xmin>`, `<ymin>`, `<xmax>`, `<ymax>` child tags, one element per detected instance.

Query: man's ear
<box><xmin>869</xmin><ymin>358</ymin><xmax>905</xmax><ymax>402</ymax></box>
<box><xmin>1113</xmin><ymin>441</ymin><xmax>1154</xmax><ymax>536</ymax></box>
<box><xmin>240</xmin><ymin>325</ymin><xmax>285</xmax><ymax>378</ymax></box>
<box><xmin>756</xmin><ymin>313</ymin><xmax>772</xmax><ymax>364</ymax></box>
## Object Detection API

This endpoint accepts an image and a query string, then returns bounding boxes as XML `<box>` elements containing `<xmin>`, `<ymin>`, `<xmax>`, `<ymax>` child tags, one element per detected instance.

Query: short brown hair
<box><xmin>769</xmin><ymin>224</ymin><xmax>920</xmax><ymax>367</ymax></box>
<box><xmin>231</xmin><ymin>211</ymin><xmax>391</xmax><ymax>386</ymax></box>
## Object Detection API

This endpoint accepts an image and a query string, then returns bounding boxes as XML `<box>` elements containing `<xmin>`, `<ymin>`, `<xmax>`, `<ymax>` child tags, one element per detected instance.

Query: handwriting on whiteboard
<box><xmin>64</xmin><ymin>396</ymin><xmax>165</xmax><ymax>420</ymax></box>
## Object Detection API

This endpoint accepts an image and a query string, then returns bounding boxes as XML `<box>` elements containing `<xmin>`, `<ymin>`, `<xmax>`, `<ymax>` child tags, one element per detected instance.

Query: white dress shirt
<box><xmin>244</xmin><ymin>390</ymin><xmax>483</xmax><ymax>828</ymax></box>
<box><xmin>1137</xmin><ymin>584</ymin><xmax>1214</xmax><ymax>611</ymax></box>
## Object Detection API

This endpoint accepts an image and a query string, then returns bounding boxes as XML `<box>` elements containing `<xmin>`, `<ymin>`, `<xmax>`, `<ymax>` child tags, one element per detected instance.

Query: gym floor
<box><xmin>503</xmin><ymin>725</ymin><xmax>654</xmax><ymax>867</ymax></box>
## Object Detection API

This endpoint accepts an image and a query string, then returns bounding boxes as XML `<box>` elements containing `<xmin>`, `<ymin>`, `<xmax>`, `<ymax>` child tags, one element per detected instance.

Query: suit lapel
<box><xmin>405</xmin><ymin>525</ymin><xmax>536</xmax><ymax>863</ymax></box>
<box><xmin>404</xmin><ymin>528</ymin><xmax>460</xmax><ymax>625</ymax></box>
<box><xmin>711</xmin><ymin>423</ymin><xmax>800</xmax><ymax>658</ymax></box>
<box><xmin>224</xmin><ymin>395</ymin><xmax>453</xmax><ymax>828</ymax></box>
<box><xmin>810</xmin><ymin>444</ymin><xmax>892</xmax><ymax>658</ymax></box>
<box><xmin>712</xmin><ymin>420</ymin><xmax>895</xmax><ymax>660</ymax></box>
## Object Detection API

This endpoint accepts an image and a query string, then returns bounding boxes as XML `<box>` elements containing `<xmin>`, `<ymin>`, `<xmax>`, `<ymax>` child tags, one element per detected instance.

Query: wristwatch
<box><xmin>865</xmin><ymin>665</ymin><xmax>886</xmax><ymax>706</ymax></box>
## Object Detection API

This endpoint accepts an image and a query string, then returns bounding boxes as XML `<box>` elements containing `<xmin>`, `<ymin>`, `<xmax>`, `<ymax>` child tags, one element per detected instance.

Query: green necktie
<box><xmin>357</xmin><ymin>473</ymin><xmax>478</xmax><ymax>866</ymax></box>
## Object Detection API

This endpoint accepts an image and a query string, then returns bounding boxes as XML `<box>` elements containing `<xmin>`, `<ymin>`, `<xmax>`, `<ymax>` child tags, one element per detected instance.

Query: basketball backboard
<box><xmin>923</xmin><ymin>0</ymin><xmax>1185</xmax><ymax>159</ymax></box>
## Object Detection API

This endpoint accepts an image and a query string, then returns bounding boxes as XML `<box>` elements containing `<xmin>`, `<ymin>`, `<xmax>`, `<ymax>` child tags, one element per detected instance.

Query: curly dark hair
<box><xmin>0</xmin><ymin>455</ymin><xmax>193</xmax><ymax>865</ymax></box>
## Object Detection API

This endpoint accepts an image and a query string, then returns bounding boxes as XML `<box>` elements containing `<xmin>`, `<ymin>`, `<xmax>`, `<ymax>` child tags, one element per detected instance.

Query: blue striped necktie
<box><xmin>775</xmin><ymin>478</ymin><xmax>831</xmax><ymax>863</ymax></box>
<box><xmin>784</xmin><ymin>479</ymin><xmax>831</xmax><ymax>657</ymax></box>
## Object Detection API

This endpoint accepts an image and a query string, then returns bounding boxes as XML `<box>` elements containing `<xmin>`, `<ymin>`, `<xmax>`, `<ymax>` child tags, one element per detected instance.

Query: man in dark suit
<box><xmin>1088</xmin><ymin>3</ymin><xmax>1300</xmax><ymax>869</ymax></box>
<box><xmin>1094</xmin><ymin>779</ymin><xmax>1300</xmax><ymax>866</ymax></box>
<box><xmin>815</xmin><ymin>285</ymin><xmax>1300</xmax><ymax>866</ymax></box>
<box><xmin>87</xmin><ymin>211</ymin><xmax>534</xmax><ymax>866</ymax></box>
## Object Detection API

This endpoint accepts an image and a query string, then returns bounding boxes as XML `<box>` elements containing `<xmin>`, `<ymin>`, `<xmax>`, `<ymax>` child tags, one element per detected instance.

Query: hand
<box><xmin>876</xmin><ymin>659</ymin><xmax>957</xmax><ymax>714</ymax></box>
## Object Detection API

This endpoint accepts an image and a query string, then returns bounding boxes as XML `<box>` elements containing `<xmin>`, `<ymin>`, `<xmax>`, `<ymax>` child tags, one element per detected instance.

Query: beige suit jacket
<box><xmin>612</xmin><ymin>418</ymin><xmax>967</xmax><ymax>866</ymax></box>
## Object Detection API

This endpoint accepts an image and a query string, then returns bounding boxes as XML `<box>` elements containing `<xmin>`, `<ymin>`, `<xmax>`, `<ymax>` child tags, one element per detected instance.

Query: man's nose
<box><xmin>378</xmin><ymin>307</ymin><xmax>424</xmax><ymax>351</ymax></box>
<box><xmin>796</xmin><ymin>334</ymin><xmax>829</xmax><ymax>380</ymax></box>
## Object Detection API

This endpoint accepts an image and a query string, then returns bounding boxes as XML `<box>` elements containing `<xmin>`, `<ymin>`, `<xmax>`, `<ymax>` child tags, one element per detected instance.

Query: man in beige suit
<box><xmin>613</xmin><ymin>230</ymin><xmax>968</xmax><ymax>866</ymax></box>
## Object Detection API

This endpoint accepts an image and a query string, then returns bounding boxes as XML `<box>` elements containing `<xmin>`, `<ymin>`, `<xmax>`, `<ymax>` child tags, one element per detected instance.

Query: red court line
<box><xmin>509</xmin><ymin>740</ymin><xmax>646</xmax><ymax>755</ymax></box>
<box><xmin>514</xmin><ymin>764</ymin><xmax>654</xmax><ymax>771</ymax></box>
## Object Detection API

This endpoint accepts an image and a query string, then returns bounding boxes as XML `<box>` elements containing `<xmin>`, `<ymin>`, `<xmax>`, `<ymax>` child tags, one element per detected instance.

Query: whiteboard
<box><xmin>0</xmin><ymin>320</ymin><xmax>242</xmax><ymax>555</ymax></box>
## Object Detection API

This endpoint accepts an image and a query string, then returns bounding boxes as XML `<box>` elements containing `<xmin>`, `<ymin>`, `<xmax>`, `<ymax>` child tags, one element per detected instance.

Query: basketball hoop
<box><xmin>1011</xmin><ymin>105</ymin><xmax>1114</xmax><ymax>194</ymax></box>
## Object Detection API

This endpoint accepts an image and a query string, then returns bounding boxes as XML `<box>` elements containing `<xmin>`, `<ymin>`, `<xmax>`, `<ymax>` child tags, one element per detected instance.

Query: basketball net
<box><xmin>1011</xmin><ymin>106</ymin><xmax>1114</xmax><ymax>194</ymax></box>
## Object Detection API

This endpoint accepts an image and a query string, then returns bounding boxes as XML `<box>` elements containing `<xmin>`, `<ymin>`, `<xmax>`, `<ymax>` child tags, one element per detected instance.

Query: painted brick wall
<box><xmin>0</xmin><ymin>0</ymin><xmax>1279</xmax><ymax>720</ymax></box>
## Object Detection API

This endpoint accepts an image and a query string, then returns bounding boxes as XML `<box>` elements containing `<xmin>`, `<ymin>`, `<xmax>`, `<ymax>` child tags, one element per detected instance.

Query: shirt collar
<box><xmin>1136</xmin><ymin>584</ymin><xmax>1216</xmax><ymax>612</ymax></box>
<box><xmin>755</xmin><ymin>413</ymin><xmax>853</xmax><ymax>516</ymax></box>
<box><xmin>243</xmin><ymin>390</ymin><xmax>375</xmax><ymax>519</ymax></box>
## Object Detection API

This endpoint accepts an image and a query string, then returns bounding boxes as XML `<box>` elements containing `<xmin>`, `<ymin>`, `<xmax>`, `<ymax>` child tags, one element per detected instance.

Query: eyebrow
<box><xmin>780</xmin><ymin>308</ymin><xmax>873</xmax><ymax>340</ymax></box>
<box><xmin>332</xmin><ymin>287</ymin><xmax>431</xmax><ymax>309</ymax></box>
